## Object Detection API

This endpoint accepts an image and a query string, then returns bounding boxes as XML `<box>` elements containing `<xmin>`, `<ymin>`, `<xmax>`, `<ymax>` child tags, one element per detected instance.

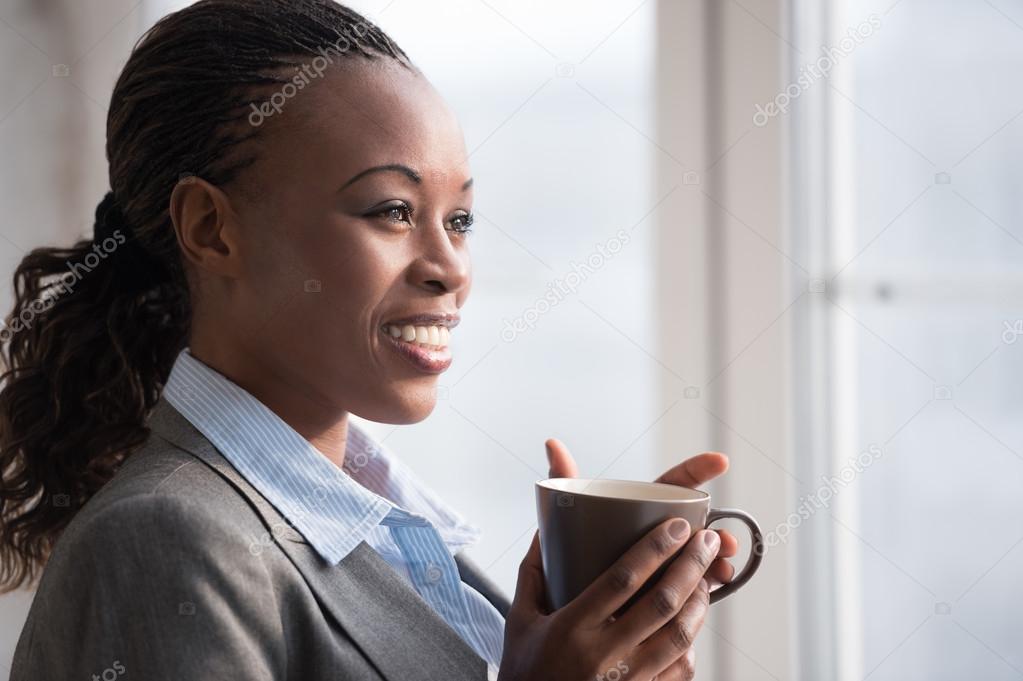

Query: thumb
<box><xmin>545</xmin><ymin>438</ymin><xmax>579</xmax><ymax>478</ymax></box>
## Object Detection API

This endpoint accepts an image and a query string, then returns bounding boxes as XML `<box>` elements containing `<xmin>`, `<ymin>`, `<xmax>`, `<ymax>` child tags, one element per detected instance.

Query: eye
<box><xmin>448</xmin><ymin>212</ymin><xmax>474</xmax><ymax>235</ymax></box>
<box><xmin>369</xmin><ymin>202</ymin><xmax>413</xmax><ymax>224</ymax></box>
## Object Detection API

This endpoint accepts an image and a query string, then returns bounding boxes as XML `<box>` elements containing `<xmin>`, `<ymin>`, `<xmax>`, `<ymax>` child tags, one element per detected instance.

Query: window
<box><xmin>793</xmin><ymin>1</ymin><xmax>1023</xmax><ymax>678</ymax></box>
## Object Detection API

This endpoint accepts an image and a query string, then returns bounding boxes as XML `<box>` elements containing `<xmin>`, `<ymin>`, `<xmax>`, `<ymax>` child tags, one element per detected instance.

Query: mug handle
<box><xmin>705</xmin><ymin>507</ymin><xmax>764</xmax><ymax>603</ymax></box>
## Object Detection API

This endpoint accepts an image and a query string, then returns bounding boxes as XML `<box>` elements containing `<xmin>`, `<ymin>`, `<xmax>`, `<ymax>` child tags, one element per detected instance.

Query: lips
<box><xmin>379</xmin><ymin>314</ymin><xmax>459</xmax><ymax>374</ymax></box>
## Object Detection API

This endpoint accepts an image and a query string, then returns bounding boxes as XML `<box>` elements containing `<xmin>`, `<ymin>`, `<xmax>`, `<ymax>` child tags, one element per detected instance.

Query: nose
<box><xmin>410</xmin><ymin>222</ymin><xmax>471</xmax><ymax>296</ymax></box>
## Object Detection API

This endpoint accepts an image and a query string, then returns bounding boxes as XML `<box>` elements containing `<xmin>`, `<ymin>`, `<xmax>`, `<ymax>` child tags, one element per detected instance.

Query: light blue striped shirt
<box><xmin>162</xmin><ymin>348</ymin><xmax>505</xmax><ymax>676</ymax></box>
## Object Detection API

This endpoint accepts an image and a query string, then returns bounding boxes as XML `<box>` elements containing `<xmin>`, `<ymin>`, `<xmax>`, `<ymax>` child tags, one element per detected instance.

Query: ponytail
<box><xmin>0</xmin><ymin>194</ymin><xmax>190</xmax><ymax>591</ymax></box>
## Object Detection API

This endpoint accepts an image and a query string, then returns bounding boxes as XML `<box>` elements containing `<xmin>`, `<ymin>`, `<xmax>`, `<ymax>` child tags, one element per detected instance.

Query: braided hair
<box><xmin>0</xmin><ymin>0</ymin><xmax>412</xmax><ymax>591</ymax></box>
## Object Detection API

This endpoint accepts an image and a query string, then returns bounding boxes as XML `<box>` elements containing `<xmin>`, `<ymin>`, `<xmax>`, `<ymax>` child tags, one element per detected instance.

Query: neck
<box><xmin>187</xmin><ymin>341</ymin><xmax>350</xmax><ymax>469</ymax></box>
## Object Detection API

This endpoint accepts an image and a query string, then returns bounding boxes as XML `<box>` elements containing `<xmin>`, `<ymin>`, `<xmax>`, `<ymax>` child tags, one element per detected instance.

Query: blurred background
<box><xmin>2</xmin><ymin>0</ymin><xmax>1022</xmax><ymax>678</ymax></box>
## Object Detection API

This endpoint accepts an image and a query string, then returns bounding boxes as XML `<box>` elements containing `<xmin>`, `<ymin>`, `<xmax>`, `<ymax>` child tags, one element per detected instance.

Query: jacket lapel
<box><xmin>146</xmin><ymin>397</ymin><xmax>488</xmax><ymax>680</ymax></box>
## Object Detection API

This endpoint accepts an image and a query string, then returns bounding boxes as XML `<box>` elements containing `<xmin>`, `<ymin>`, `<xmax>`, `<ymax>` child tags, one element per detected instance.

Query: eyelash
<box><xmin>370</xmin><ymin>202</ymin><xmax>474</xmax><ymax>235</ymax></box>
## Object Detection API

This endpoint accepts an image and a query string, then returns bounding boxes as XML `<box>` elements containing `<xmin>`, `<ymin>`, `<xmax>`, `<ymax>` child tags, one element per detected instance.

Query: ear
<box><xmin>168</xmin><ymin>176</ymin><xmax>243</xmax><ymax>279</ymax></box>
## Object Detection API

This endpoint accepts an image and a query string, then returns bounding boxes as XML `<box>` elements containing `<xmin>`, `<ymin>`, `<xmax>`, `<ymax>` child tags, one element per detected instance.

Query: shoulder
<box><xmin>42</xmin><ymin>430</ymin><xmax>270</xmax><ymax>588</ymax></box>
<box><xmin>13</xmin><ymin>431</ymin><xmax>289</xmax><ymax>678</ymax></box>
<box><xmin>67</xmin><ymin>428</ymin><xmax>262</xmax><ymax>546</ymax></box>
<box><xmin>29</xmin><ymin>426</ymin><xmax>284</xmax><ymax>614</ymax></box>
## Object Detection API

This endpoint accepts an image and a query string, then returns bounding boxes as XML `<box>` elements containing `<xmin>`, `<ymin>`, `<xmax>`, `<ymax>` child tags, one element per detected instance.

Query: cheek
<box><xmin>304</xmin><ymin>233</ymin><xmax>406</xmax><ymax>340</ymax></box>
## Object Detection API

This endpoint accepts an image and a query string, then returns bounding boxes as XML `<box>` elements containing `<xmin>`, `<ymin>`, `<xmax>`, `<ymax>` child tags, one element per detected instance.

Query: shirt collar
<box><xmin>162</xmin><ymin>348</ymin><xmax>481</xmax><ymax>564</ymax></box>
<box><xmin>342</xmin><ymin>424</ymin><xmax>481</xmax><ymax>550</ymax></box>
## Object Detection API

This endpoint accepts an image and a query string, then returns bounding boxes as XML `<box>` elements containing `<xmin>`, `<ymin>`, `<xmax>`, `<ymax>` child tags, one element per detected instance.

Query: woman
<box><xmin>0</xmin><ymin>1</ymin><xmax>739</xmax><ymax>679</ymax></box>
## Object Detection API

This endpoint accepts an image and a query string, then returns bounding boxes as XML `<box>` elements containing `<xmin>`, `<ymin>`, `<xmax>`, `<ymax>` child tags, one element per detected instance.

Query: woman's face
<box><xmin>217</xmin><ymin>59</ymin><xmax>473</xmax><ymax>425</ymax></box>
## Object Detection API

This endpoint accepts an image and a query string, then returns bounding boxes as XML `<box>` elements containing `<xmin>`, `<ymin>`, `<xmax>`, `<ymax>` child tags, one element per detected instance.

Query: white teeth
<box><xmin>385</xmin><ymin>324</ymin><xmax>451</xmax><ymax>349</ymax></box>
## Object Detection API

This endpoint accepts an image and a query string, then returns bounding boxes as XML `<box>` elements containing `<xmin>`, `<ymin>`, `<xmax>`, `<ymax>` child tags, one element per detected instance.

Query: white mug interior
<box><xmin>537</xmin><ymin>478</ymin><xmax>709</xmax><ymax>502</ymax></box>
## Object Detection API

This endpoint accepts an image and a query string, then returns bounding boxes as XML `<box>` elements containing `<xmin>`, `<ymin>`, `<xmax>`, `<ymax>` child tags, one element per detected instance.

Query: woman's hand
<box><xmin>498</xmin><ymin>439</ymin><xmax>740</xmax><ymax>680</ymax></box>
<box><xmin>499</xmin><ymin>521</ymin><xmax>719</xmax><ymax>681</ymax></box>
<box><xmin>545</xmin><ymin>438</ymin><xmax>740</xmax><ymax>587</ymax></box>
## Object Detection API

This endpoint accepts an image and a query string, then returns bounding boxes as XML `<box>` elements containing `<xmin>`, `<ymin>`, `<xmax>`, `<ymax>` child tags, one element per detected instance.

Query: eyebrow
<box><xmin>340</xmin><ymin>164</ymin><xmax>473</xmax><ymax>192</ymax></box>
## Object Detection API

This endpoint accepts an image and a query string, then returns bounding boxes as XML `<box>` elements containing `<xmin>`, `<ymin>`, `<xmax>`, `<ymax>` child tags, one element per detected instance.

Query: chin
<box><xmin>354</xmin><ymin>384</ymin><xmax>438</xmax><ymax>425</ymax></box>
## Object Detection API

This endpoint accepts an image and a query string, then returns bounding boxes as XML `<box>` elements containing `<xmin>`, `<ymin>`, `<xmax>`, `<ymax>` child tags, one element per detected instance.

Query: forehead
<box><xmin>258</xmin><ymin>59</ymin><xmax>470</xmax><ymax>184</ymax></box>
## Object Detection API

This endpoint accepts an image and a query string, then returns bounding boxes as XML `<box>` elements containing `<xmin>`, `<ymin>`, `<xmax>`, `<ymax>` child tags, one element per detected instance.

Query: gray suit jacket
<box><xmin>11</xmin><ymin>397</ymin><xmax>510</xmax><ymax>680</ymax></box>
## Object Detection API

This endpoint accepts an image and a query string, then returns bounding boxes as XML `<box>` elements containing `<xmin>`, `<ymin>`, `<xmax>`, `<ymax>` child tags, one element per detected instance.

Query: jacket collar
<box><xmin>146</xmin><ymin>396</ymin><xmax>488</xmax><ymax>680</ymax></box>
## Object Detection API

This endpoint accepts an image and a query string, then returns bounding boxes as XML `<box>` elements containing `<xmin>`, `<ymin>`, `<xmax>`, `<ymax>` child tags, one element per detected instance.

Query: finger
<box><xmin>655</xmin><ymin>452</ymin><xmax>729</xmax><ymax>488</ymax></box>
<box><xmin>652</xmin><ymin>647</ymin><xmax>696</xmax><ymax>681</ymax></box>
<box><xmin>545</xmin><ymin>438</ymin><xmax>580</xmax><ymax>478</ymax></box>
<box><xmin>706</xmin><ymin>529</ymin><xmax>738</xmax><ymax>584</ymax></box>
<box><xmin>666</xmin><ymin>646</ymin><xmax>699</xmax><ymax>678</ymax></box>
<box><xmin>631</xmin><ymin>579</ymin><xmax>708</xmax><ymax>679</ymax></box>
<box><xmin>707</xmin><ymin>556</ymin><xmax>735</xmax><ymax>585</ymax></box>
<box><xmin>613</xmin><ymin>530</ymin><xmax>720</xmax><ymax>645</ymax></box>
<box><xmin>564</xmin><ymin>518</ymin><xmax>692</xmax><ymax>626</ymax></box>
<box><xmin>510</xmin><ymin>531</ymin><xmax>546</xmax><ymax>615</ymax></box>
<box><xmin>715</xmin><ymin>529</ymin><xmax>739</xmax><ymax>558</ymax></box>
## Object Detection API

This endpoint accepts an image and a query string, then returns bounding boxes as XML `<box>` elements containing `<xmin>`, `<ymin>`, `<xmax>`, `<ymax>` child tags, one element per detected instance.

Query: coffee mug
<box><xmin>536</xmin><ymin>478</ymin><xmax>764</xmax><ymax>610</ymax></box>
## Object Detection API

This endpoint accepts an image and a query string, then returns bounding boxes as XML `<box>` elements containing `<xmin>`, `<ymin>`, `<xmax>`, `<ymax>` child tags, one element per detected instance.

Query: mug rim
<box><xmin>537</xmin><ymin>477</ymin><xmax>709</xmax><ymax>503</ymax></box>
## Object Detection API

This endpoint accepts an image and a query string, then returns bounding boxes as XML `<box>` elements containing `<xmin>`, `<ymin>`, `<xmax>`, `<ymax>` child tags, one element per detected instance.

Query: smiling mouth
<box><xmin>381</xmin><ymin>322</ymin><xmax>451</xmax><ymax>350</ymax></box>
<box><xmin>379</xmin><ymin>316</ymin><xmax>459</xmax><ymax>374</ymax></box>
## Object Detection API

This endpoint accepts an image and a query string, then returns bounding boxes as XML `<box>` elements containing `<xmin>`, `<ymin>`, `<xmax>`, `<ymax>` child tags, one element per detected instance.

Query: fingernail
<box><xmin>702</xmin><ymin>530</ymin><xmax>720</xmax><ymax>549</ymax></box>
<box><xmin>669</xmin><ymin>519</ymin><xmax>690</xmax><ymax>540</ymax></box>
